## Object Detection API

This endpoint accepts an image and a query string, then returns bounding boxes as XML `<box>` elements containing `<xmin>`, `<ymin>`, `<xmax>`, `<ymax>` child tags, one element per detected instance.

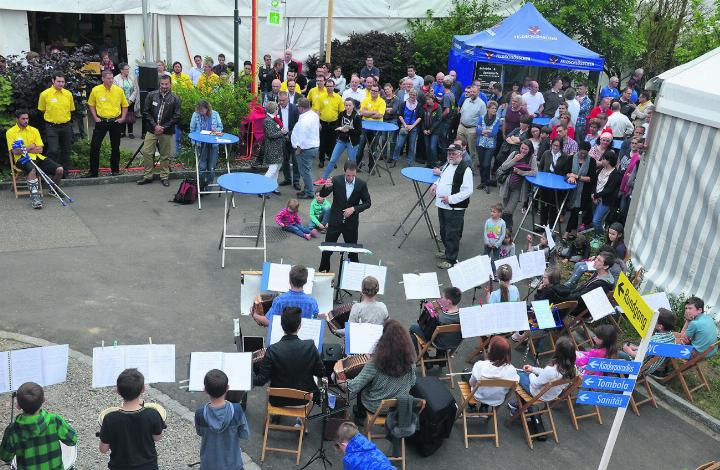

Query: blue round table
<box><xmin>516</xmin><ymin>171</ymin><xmax>576</xmax><ymax>243</ymax></box>
<box><xmin>362</xmin><ymin>121</ymin><xmax>399</xmax><ymax>185</ymax></box>
<box><xmin>526</xmin><ymin>172</ymin><xmax>576</xmax><ymax>191</ymax></box>
<box><xmin>392</xmin><ymin>167</ymin><xmax>442</xmax><ymax>250</ymax></box>
<box><xmin>189</xmin><ymin>131</ymin><xmax>240</xmax><ymax>209</ymax></box>
<box><xmin>532</xmin><ymin>116</ymin><xmax>552</xmax><ymax>126</ymax></box>
<box><xmin>217</xmin><ymin>173</ymin><xmax>278</xmax><ymax>267</ymax></box>
<box><xmin>612</xmin><ymin>139</ymin><xmax>623</xmax><ymax>150</ymax></box>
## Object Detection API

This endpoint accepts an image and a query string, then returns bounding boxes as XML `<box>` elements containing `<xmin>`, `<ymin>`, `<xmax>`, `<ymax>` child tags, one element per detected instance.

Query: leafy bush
<box><xmin>304</xmin><ymin>54</ymin><xmax>323</xmax><ymax>79</ymax></box>
<box><xmin>0</xmin><ymin>76</ymin><xmax>13</xmax><ymax>128</ymax></box>
<box><xmin>329</xmin><ymin>31</ymin><xmax>415</xmax><ymax>88</ymax></box>
<box><xmin>70</xmin><ymin>138</ymin><xmax>134</xmax><ymax>170</ymax></box>
<box><xmin>172</xmin><ymin>80</ymin><xmax>253</xmax><ymax>138</ymax></box>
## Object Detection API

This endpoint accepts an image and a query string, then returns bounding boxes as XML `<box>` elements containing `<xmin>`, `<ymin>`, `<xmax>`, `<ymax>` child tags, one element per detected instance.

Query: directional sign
<box><xmin>585</xmin><ymin>357</ymin><xmax>642</xmax><ymax>375</ymax></box>
<box><xmin>582</xmin><ymin>374</ymin><xmax>636</xmax><ymax>392</ymax></box>
<box><xmin>647</xmin><ymin>342</ymin><xmax>692</xmax><ymax>359</ymax></box>
<box><xmin>613</xmin><ymin>272</ymin><xmax>654</xmax><ymax>337</ymax></box>
<box><xmin>267</xmin><ymin>0</ymin><xmax>282</xmax><ymax>26</ymax></box>
<box><xmin>576</xmin><ymin>391</ymin><xmax>630</xmax><ymax>409</ymax></box>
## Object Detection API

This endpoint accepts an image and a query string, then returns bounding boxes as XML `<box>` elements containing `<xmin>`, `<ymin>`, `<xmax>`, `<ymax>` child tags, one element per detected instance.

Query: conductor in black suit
<box><xmin>318</xmin><ymin>160</ymin><xmax>372</xmax><ymax>272</ymax></box>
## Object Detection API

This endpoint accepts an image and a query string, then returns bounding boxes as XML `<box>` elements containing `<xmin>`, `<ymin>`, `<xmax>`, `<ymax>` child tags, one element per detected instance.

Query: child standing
<box><xmin>195</xmin><ymin>369</ymin><xmax>250</xmax><ymax>470</ymax></box>
<box><xmin>483</xmin><ymin>203</ymin><xmax>506</xmax><ymax>260</ymax></box>
<box><xmin>498</xmin><ymin>229</ymin><xmax>516</xmax><ymax>259</ymax></box>
<box><xmin>275</xmin><ymin>199</ymin><xmax>319</xmax><ymax>240</ymax></box>
<box><xmin>0</xmin><ymin>382</ymin><xmax>78</xmax><ymax>469</ymax></box>
<box><xmin>309</xmin><ymin>191</ymin><xmax>331</xmax><ymax>233</ymax></box>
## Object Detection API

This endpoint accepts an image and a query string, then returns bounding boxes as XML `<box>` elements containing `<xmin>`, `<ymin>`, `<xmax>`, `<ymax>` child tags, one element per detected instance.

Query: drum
<box><xmin>12</xmin><ymin>442</ymin><xmax>77</xmax><ymax>469</ymax></box>
<box><xmin>326</xmin><ymin>302</ymin><xmax>354</xmax><ymax>336</ymax></box>
<box><xmin>332</xmin><ymin>354</ymin><xmax>371</xmax><ymax>381</ymax></box>
<box><xmin>98</xmin><ymin>402</ymin><xmax>167</xmax><ymax>426</ymax></box>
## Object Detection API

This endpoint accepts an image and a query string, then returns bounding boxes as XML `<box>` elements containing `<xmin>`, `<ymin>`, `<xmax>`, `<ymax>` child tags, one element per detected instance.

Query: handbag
<box><xmin>496</xmin><ymin>166</ymin><xmax>510</xmax><ymax>185</ymax></box>
<box><xmin>125</xmin><ymin>110</ymin><xmax>137</xmax><ymax>124</ymax></box>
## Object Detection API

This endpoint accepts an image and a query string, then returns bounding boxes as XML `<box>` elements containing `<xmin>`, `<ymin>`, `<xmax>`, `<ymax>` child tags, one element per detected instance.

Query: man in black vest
<box><xmin>431</xmin><ymin>143</ymin><xmax>473</xmax><ymax>269</ymax></box>
<box><xmin>318</xmin><ymin>160</ymin><xmax>372</xmax><ymax>272</ymax></box>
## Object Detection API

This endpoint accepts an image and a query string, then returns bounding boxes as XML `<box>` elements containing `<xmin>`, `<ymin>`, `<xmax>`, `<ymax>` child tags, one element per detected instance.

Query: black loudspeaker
<box><xmin>138</xmin><ymin>63</ymin><xmax>158</xmax><ymax>92</ymax></box>
<box><xmin>321</xmin><ymin>343</ymin><xmax>344</xmax><ymax>378</ymax></box>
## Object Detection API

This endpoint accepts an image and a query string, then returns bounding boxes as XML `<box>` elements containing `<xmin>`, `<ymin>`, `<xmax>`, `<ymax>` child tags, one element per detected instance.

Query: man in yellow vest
<box><xmin>37</xmin><ymin>72</ymin><xmax>75</xmax><ymax>172</ymax></box>
<box><xmin>312</xmin><ymin>78</ymin><xmax>343</xmax><ymax>168</ymax></box>
<box><xmin>85</xmin><ymin>70</ymin><xmax>128</xmax><ymax>177</ymax></box>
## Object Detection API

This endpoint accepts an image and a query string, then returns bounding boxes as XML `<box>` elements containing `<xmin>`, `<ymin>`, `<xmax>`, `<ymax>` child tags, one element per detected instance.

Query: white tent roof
<box><xmin>653</xmin><ymin>47</ymin><xmax>720</xmax><ymax>129</ymax></box>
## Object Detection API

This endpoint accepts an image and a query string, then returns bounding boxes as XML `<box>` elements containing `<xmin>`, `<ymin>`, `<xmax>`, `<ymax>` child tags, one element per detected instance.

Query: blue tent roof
<box><xmin>450</xmin><ymin>3</ymin><xmax>604</xmax><ymax>71</ymax></box>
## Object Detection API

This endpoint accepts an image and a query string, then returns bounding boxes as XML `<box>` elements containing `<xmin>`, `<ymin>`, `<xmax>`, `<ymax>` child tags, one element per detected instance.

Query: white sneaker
<box><xmin>511</xmin><ymin>332</ymin><xmax>527</xmax><ymax>343</ymax></box>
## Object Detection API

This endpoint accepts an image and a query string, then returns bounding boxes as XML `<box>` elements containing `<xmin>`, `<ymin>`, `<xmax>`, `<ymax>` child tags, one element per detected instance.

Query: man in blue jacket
<box><xmin>336</xmin><ymin>421</ymin><xmax>395</xmax><ymax>470</ymax></box>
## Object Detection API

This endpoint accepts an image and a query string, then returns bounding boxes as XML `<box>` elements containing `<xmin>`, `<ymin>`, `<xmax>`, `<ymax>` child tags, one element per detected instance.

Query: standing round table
<box><xmin>217</xmin><ymin>173</ymin><xmax>277</xmax><ymax>267</ymax></box>
<box><xmin>515</xmin><ymin>172</ymin><xmax>576</xmax><ymax>242</ymax></box>
<box><xmin>362</xmin><ymin>120</ymin><xmax>398</xmax><ymax>185</ymax></box>
<box><xmin>189</xmin><ymin>131</ymin><xmax>240</xmax><ymax>209</ymax></box>
<box><xmin>532</xmin><ymin>116</ymin><xmax>552</xmax><ymax>127</ymax></box>
<box><xmin>393</xmin><ymin>167</ymin><xmax>441</xmax><ymax>250</ymax></box>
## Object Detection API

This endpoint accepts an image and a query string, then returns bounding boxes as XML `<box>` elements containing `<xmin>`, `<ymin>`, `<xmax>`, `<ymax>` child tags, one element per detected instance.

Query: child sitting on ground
<box><xmin>0</xmin><ymin>382</ymin><xmax>78</xmax><ymax>468</ymax></box>
<box><xmin>483</xmin><ymin>203</ymin><xmax>506</xmax><ymax>260</ymax></box>
<box><xmin>559</xmin><ymin>233</ymin><xmax>590</xmax><ymax>263</ymax></box>
<box><xmin>526</xmin><ymin>232</ymin><xmax>550</xmax><ymax>257</ymax></box>
<box><xmin>309</xmin><ymin>191</ymin><xmax>331</xmax><ymax>233</ymax></box>
<box><xmin>275</xmin><ymin>199</ymin><xmax>319</xmax><ymax>240</ymax></box>
<box><xmin>195</xmin><ymin>369</ymin><xmax>250</xmax><ymax>470</ymax></box>
<box><xmin>576</xmin><ymin>324</ymin><xmax>618</xmax><ymax>374</ymax></box>
<box><xmin>498</xmin><ymin>228</ymin><xmax>516</xmax><ymax>259</ymax></box>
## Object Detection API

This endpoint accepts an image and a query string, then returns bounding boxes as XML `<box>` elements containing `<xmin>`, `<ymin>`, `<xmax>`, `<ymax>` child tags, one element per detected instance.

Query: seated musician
<box><xmin>408</xmin><ymin>287</ymin><xmax>462</xmax><ymax>357</ymax></box>
<box><xmin>534</xmin><ymin>266</ymin><xmax>571</xmax><ymax>306</ymax></box>
<box><xmin>251</xmin><ymin>265</ymin><xmax>319</xmax><ymax>326</ymax></box>
<box><xmin>335</xmin><ymin>319</ymin><xmax>417</xmax><ymax>423</ymax></box>
<box><xmin>331</xmin><ymin>276</ymin><xmax>388</xmax><ymax>335</ymax></box>
<box><xmin>255</xmin><ymin>307</ymin><xmax>326</xmax><ymax>407</ymax></box>
<box><xmin>564</xmin><ymin>251</ymin><xmax>616</xmax><ymax>315</ymax></box>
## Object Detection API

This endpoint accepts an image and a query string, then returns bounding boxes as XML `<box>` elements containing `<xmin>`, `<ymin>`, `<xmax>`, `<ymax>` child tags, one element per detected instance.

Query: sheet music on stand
<box><xmin>581</xmin><ymin>287</ymin><xmax>615</xmax><ymax>321</ymax></box>
<box><xmin>459</xmin><ymin>302</ymin><xmax>528</xmax><ymax>338</ymax></box>
<box><xmin>544</xmin><ymin>225</ymin><xmax>556</xmax><ymax>249</ymax></box>
<box><xmin>92</xmin><ymin>344</ymin><xmax>176</xmax><ymax>388</ymax></box>
<box><xmin>345</xmin><ymin>322</ymin><xmax>384</xmax><ymax>355</ymax></box>
<box><xmin>0</xmin><ymin>345</ymin><xmax>69</xmax><ymax>393</ymax></box>
<box><xmin>318</xmin><ymin>242</ymin><xmax>372</xmax><ymax>255</ymax></box>
<box><xmin>402</xmin><ymin>272</ymin><xmax>440</xmax><ymax>300</ymax></box>
<box><xmin>448</xmin><ymin>255</ymin><xmax>493</xmax><ymax>292</ymax></box>
<box><xmin>240</xmin><ymin>271</ymin><xmax>334</xmax><ymax>316</ymax></box>
<box><xmin>518</xmin><ymin>250</ymin><xmax>547</xmax><ymax>280</ymax></box>
<box><xmin>261</xmin><ymin>262</ymin><xmax>315</xmax><ymax>294</ymax></box>
<box><xmin>531</xmin><ymin>300</ymin><xmax>556</xmax><ymax>330</ymax></box>
<box><xmin>340</xmin><ymin>262</ymin><xmax>388</xmax><ymax>295</ymax></box>
<box><xmin>494</xmin><ymin>256</ymin><xmax>522</xmax><ymax>283</ymax></box>
<box><xmin>188</xmin><ymin>352</ymin><xmax>252</xmax><ymax>391</ymax></box>
<box><xmin>268</xmin><ymin>315</ymin><xmax>324</xmax><ymax>351</ymax></box>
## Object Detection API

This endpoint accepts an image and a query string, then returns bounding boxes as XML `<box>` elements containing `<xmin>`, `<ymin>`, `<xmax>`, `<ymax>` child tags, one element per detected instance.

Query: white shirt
<box><xmin>342</xmin><ymin>88</ymin><xmax>365</xmax><ymax>104</ymax></box>
<box><xmin>189</xmin><ymin>66</ymin><xmax>203</xmax><ymax>86</ymax></box>
<box><xmin>522</xmin><ymin>91</ymin><xmax>545</xmax><ymax>115</ymax></box>
<box><xmin>403</xmin><ymin>75</ymin><xmax>424</xmax><ymax>91</ymax></box>
<box><xmin>565</xmin><ymin>98</ymin><xmax>580</xmax><ymax>126</ymax></box>
<box><xmin>434</xmin><ymin>162</ymin><xmax>473</xmax><ymax>210</ymax></box>
<box><xmin>279</xmin><ymin>104</ymin><xmax>290</xmax><ymax>132</ymax></box>
<box><xmin>291</xmin><ymin>110</ymin><xmax>320</xmax><ymax>149</ymax></box>
<box><xmin>470</xmin><ymin>361</ymin><xmax>520</xmax><ymax>406</ymax></box>
<box><xmin>607</xmin><ymin>111</ymin><xmax>634</xmax><ymax>138</ymax></box>
<box><xmin>527</xmin><ymin>365</ymin><xmax>574</xmax><ymax>401</ymax></box>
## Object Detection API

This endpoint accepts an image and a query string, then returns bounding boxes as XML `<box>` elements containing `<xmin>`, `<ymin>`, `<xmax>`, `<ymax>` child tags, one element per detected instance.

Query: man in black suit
<box><xmin>255</xmin><ymin>307</ymin><xmax>325</xmax><ymax>406</ymax></box>
<box><xmin>277</xmin><ymin>91</ymin><xmax>301</xmax><ymax>189</ymax></box>
<box><xmin>318</xmin><ymin>160</ymin><xmax>372</xmax><ymax>272</ymax></box>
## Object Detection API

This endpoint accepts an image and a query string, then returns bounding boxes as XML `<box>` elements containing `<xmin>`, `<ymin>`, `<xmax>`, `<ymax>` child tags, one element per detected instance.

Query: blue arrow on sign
<box><xmin>647</xmin><ymin>342</ymin><xmax>692</xmax><ymax>359</ymax></box>
<box><xmin>582</xmin><ymin>374</ymin><xmax>636</xmax><ymax>392</ymax></box>
<box><xmin>585</xmin><ymin>357</ymin><xmax>641</xmax><ymax>375</ymax></box>
<box><xmin>576</xmin><ymin>391</ymin><xmax>630</xmax><ymax>409</ymax></box>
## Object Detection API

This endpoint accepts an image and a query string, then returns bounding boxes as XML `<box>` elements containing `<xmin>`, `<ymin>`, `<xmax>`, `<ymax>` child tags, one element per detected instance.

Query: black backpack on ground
<box><xmin>408</xmin><ymin>376</ymin><xmax>457</xmax><ymax>457</ymax></box>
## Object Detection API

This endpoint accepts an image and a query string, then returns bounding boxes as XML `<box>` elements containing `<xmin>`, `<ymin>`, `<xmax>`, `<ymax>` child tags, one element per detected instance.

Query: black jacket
<box><xmin>538</xmin><ymin>149</ymin><xmax>571</xmax><ymax>176</ymax></box>
<box><xmin>258</xmin><ymin>65</ymin><xmax>274</xmax><ymax>93</ymax></box>
<box><xmin>593</xmin><ymin>169</ymin><xmax>622</xmax><ymax>207</ymax></box>
<box><xmin>332</xmin><ymin>111</ymin><xmax>362</xmax><ymax>146</ymax></box>
<box><xmin>277</xmin><ymin>102</ymin><xmax>299</xmax><ymax>134</ymax></box>
<box><xmin>143</xmin><ymin>90</ymin><xmax>181</xmax><ymax>135</ymax></box>
<box><xmin>255</xmin><ymin>334</ymin><xmax>325</xmax><ymax>406</ymax></box>
<box><xmin>320</xmin><ymin>175</ymin><xmax>371</xmax><ymax>227</ymax></box>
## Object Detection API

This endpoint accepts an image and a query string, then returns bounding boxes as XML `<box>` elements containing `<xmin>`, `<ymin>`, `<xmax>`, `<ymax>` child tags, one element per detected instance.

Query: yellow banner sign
<box><xmin>613</xmin><ymin>272</ymin><xmax>654</xmax><ymax>337</ymax></box>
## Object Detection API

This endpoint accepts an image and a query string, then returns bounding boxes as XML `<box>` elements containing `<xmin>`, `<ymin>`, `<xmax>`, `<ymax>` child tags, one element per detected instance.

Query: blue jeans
<box><xmin>592</xmin><ymin>201</ymin><xmax>612</xmax><ymax>232</ymax></box>
<box><xmin>564</xmin><ymin>261</ymin><xmax>589</xmax><ymax>287</ymax></box>
<box><xmin>392</xmin><ymin>127</ymin><xmax>418</xmax><ymax>163</ymax></box>
<box><xmin>477</xmin><ymin>146</ymin><xmax>495</xmax><ymax>185</ymax></box>
<box><xmin>323</xmin><ymin>140</ymin><xmax>357</xmax><ymax>180</ymax></box>
<box><xmin>283</xmin><ymin>223</ymin><xmax>312</xmax><ymax>238</ymax></box>
<box><xmin>518</xmin><ymin>371</ymin><xmax>532</xmax><ymax>394</ymax></box>
<box><xmin>311</xmin><ymin>207</ymin><xmax>331</xmax><ymax>228</ymax></box>
<box><xmin>298</xmin><ymin>147</ymin><xmax>318</xmax><ymax>197</ymax></box>
<box><xmin>175</xmin><ymin>128</ymin><xmax>182</xmax><ymax>155</ymax></box>
<box><xmin>423</xmin><ymin>133</ymin><xmax>439</xmax><ymax>168</ymax></box>
<box><xmin>197</xmin><ymin>143</ymin><xmax>219</xmax><ymax>187</ymax></box>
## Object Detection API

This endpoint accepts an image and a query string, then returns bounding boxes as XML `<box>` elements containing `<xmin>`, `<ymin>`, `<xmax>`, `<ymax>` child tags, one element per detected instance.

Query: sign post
<box><xmin>595</xmin><ymin>273</ymin><xmax>658</xmax><ymax>470</ymax></box>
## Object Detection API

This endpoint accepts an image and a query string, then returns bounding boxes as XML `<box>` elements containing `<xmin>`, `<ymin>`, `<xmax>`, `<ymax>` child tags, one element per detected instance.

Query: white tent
<box><xmin>627</xmin><ymin>47</ymin><xmax>720</xmax><ymax>309</ymax></box>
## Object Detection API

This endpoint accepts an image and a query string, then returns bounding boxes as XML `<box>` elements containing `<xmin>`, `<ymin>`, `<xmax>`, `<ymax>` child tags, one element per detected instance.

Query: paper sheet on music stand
<box><xmin>518</xmin><ymin>250</ymin><xmax>546</xmax><ymax>281</ymax></box>
<box><xmin>642</xmin><ymin>292</ymin><xmax>671</xmax><ymax>312</ymax></box>
<box><xmin>402</xmin><ymin>272</ymin><xmax>440</xmax><ymax>300</ymax></box>
<box><xmin>531</xmin><ymin>300</ymin><xmax>556</xmax><ymax>329</ymax></box>
<box><xmin>340</xmin><ymin>262</ymin><xmax>387</xmax><ymax>295</ymax></box>
<box><xmin>345</xmin><ymin>322</ymin><xmax>384</xmax><ymax>355</ymax></box>
<box><xmin>494</xmin><ymin>256</ymin><xmax>522</xmax><ymax>283</ymax></box>
<box><xmin>544</xmin><ymin>225</ymin><xmax>556</xmax><ymax>249</ymax></box>
<box><xmin>189</xmin><ymin>352</ymin><xmax>252</xmax><ymax>391</ymax></box>
<box><xmin>581</xmin><ymin>287</ymin><xmax>615</xmax><ymax>321</ymax></box>
<box><xmin>0</xmin><ymin>352</ymin><xmax>9</xmax><ymax>394</ymax></box>
<box><xmin>448</xmin><ymin>255</ymin><xmax>493</xmax><ymax>292</ymax></box>
<box><xmin>8</xmin><ymin>345</ymin><xmax>69</xmax><ymax>390</ymax></box>
<box><xmin>92</xmin><ymin>345</ymin><xmax>176</xmax><ymax>388</ymax></box>
<box><xmin>459</xmin><ymin>302</ymin><xmax>528</xmax><ymax>337</ymax></box>
<box><xmin>313</xmin><ymin>274</ymin><xmax>335</xmax><ymax>315</ymax></box>
<box><xmin>268</xmin><ymin>315</ymin><xmax>324</xmax><ymax>351</ymax></box>
<box><xmin>263</xmin><ymin>263</ymin><xmax>314</xmax><ymax>294</ymax></box>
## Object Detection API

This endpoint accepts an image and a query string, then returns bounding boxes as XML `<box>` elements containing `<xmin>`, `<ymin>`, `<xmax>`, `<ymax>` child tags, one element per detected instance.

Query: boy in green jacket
<box><xmin>309</xmin><ymin>190</ymin><xmax>331</xmax><ymax>232</ymax></box>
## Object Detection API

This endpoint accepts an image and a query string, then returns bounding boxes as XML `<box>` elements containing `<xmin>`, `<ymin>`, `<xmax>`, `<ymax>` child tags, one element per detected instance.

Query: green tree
<box><xmin>407</xmin><ymin>0</ymin><xmax>501</xmax><ymax>75</ymax></box>
<box><xmin>674</xmin><ymin>0</ymin><xmax>720</xmax><ymax>65</ymax></box>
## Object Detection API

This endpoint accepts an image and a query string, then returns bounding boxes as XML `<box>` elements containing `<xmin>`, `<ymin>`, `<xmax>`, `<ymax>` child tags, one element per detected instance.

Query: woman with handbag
<box><xmin>114</xmin><ymin>63</ymin><xmax>139</xmax><ymax>138</ymax></box>
<box><xmin>498</xmin><ymin>139</ymin><xmax>538</xmax><ymax>228</ymax></box>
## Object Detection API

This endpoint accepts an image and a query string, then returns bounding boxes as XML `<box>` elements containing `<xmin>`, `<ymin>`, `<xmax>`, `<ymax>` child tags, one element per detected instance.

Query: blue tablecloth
<box><xmin>218</xmin><ymin>173</ymin><xmax>278</xmax><ymax>195</ymax></box>
<box><xmin>189</xmin><ymin>131</ymin><xmax>240</xmax><ymax>145</ymax></box>
<box><xmin>401</xmin><ymin>167</ymin><xmax>439</xmax><ymax>185</ymax></box>
<box><xmin>362</xmin><ymin>120</ymin><xmax>399</xmax><ymax>132</ymax></box>
<box><xmin>612</xmin><ymin>139</ymin><xmax>623</xmax><ymax>150</ymax></box>
<box><xmin>526</xmin><ymin>172</ymin><xmax>576</xmax><ymax>190</ymax></box>
<box><xmin>532</xmin><ymin>117</ymin><xmax>551</xmax><ymax>126</ymax></box>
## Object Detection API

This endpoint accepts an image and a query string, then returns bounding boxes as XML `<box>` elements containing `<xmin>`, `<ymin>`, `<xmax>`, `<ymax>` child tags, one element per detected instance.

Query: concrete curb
<box><xmin>0</xmin><ymin>330</ymin><xmax>262</xmax><ymax>470</ymax></box>
<box><xmin>646</xmin><ymin>377</ymin><xmax>720</xmax><ymax>434</ymax></box>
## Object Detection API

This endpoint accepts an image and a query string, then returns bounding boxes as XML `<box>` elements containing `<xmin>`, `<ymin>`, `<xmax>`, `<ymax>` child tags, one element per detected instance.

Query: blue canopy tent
<box><xmin>448</xmin><ymin>3</ymin><xmax>604</xmax><ymax>88</ymax></box>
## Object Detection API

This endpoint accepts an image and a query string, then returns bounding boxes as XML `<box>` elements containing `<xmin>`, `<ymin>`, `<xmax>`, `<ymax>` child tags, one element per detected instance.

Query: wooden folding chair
<box><xmin>528</xmin><ymin>301</ymin><xmax>578</xmax><ymax>359</ymax></box>
<box><xmin>260</xmin><ymin>388</ymin><xmax>314</xmax><ymax>465</ymax></box>
<box><xmin>505</xmin><ymin>377</ymin><xmax>576</xmax><ymax>449</ymax></box>
<box><xmin>8</xmin><ymin>150</ymin><xmax>42</xmax><ymax>198</ymax></box>
<box><xmin>565</xmin><ymin>376</ymin><xmax>603</xmax><ymax>428</ymax></box>
<box><xmin>629</xmin><ymin>356</ymin><xmax>664</xmax><ymax>416</ymax></box>
<box><xmin>365</xmin><ymin>398</ymin><xmax>426</xmax><ymax>470</ymax></box>
<box><xmin>656</xmin><ymin>338</ymin><xmax>720</xmax><ymax>403</ymax></box>
<box><xmin>696</xmin><ymin>461</ymin><xmax>720</xmax><ymax>470</ymax></box>
<box><xmin>456</xmin><ymin>379</ymin><xmax>517</xmax><ymax>448</ymax></box>
<box><xmin>630</xmin><ymin>266</ymin><xmax>645</xmax><ymax>287</ymax></box>
<box><xmin>414</xmin><ymin>323</ymin><xmax>462</xmax><ymax>389</ymax></box>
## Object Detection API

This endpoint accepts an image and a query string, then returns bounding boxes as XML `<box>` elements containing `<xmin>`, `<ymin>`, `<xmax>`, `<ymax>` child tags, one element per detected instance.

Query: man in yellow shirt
<box><xmin>86</xmin><ymin>70</ymin><xmax>128</xmax><ymax>177</ymax></box>
<box><xmin>197</xmin><ymin>60</ymin><xmax>222</xmax><ymax>93</ymax></box>
<box><xmin>170</xmin><ymin>61</ymin><xmax>192</xmax><ymax>89</ymax></box>
<box><xmin>356</xmin><ymin>85</ymin><xmax>386</xmax><ymax>171</ymax></box>
<box><xmin>37</xmin><ymin>72</ymin><xmax>75</xmax><ymax>172</ymax></box>
<box><xmin>306</xmin><ymin>74</ymin><xmax>327</xmax><ymax>108</ymax></box>
<box><xmin>313</xmin><ymin>78</ymin><xmax>343</xmax><ymax>168</ymax></box>
<box><xmin>6</xmin><ymin>109</ymin><xmax>64</xmax><ymax>209</ymax></box>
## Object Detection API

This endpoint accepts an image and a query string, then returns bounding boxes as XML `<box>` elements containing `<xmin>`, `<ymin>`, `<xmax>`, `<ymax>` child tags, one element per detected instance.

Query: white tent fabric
<box><xmin>628</xmin><ymin>47</ymin><xmax>720</xmax><ymax>311</ymax></box>
<box><xmin>0</xmin><ymin>10</ymin><xmax>31</xmax><ymax>56</ymax></box>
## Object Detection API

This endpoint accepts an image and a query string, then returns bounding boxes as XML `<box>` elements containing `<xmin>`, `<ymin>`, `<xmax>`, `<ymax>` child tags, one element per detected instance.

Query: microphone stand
<box><xmin>300</xmin><ymin>378</ymin><xmax>349</xmax><ymax>470</ymax></box>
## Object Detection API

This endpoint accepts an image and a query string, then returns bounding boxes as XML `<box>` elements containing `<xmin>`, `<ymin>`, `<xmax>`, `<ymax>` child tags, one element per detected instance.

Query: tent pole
<box><xmin>142</xmin><ymin>0</ymin><xmax>151</xmax><ymax>61</ymax></box>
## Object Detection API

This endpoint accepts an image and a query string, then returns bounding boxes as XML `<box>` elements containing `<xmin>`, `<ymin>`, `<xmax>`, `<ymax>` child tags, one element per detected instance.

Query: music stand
<box><xmin>393</xmin><ymin>167</ymin><xmax>441</xmax><ymax>250</ymax></box>
<box><xmin>189</xmin><ymin>131</ymin><xmax>240</xmax><ymax>210</ymax></box>
<box><xmin>300</xmin><ymin>379</ymin><xmax>350</xmax><ymax>470</ymax></box>
<box><xmin>362</xmin><ymin>121</ymin><xmax>398</xmax><ymax>185</ymax></box>
<box><xmin>514</xmin><ymin>172</ymin><xmax>575</xmax><ymax>242</ymax></box>
<box><xmin>318</xmin><ymin>242</ymin><xmax>372</xmax><ymax>303</ymax></box>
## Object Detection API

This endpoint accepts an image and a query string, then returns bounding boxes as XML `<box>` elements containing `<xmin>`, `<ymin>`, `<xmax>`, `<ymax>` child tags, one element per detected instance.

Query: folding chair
<box><xmin>456</xmin><ymin>379</ymin><xmax>517</xmax><ymax>448</ymax></box>
<box><xmin>696</xmin><ymin>461</ymin><xmax>720</xmax><ymax>470</ymax></box>
<box><xmin>413</xmin><ymin>323</ymin><xmax>462</xmax><ymax>389</ymax></box>
<box><xmin>629</xmin><ymin>356</ymin><xmax>664</xmax><ymax>416</ymax></box>
<box><xmin>630</xmin><ymin>266</ymin><xmax>645</xmax><ymax>287</ymax></box>
<box><xmin>565</xmin><ymin>376</ymin><xmax>603</xmax><ymax>429</ymax></box>
<box><xmin>366</xmin><ymin>398</ymin><xmax>426</xmax><ymax>470</ymax></box>
<box><xmin>528</xmin><ymin>301</ymin><xmax>578</xmax><ymax>359</ymax></box>
<box><xmin>656</xmin><ymin>338</ymin><xmax>720</xmax><ymax>403</ymax></box>
<box><xmin>8</xmin><ymin>150</ymin><xmax>42</xmax><ymax>198</ymax></box>
<box><xmin>505</xmin><ymin>377</ymin><xmax>576</xmax><ymax>449</ymax></box>
<box><xmin>261</xmin><ymin>388</ymin><xmax>314</xmax><ymax>465</ymax></box>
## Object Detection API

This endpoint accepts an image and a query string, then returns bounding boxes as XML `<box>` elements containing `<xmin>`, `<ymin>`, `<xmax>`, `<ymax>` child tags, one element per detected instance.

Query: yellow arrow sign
<box><xmin>613</xmin><ymin>272</ymin><xmax>654</xmax><ymax>337</ymax></box>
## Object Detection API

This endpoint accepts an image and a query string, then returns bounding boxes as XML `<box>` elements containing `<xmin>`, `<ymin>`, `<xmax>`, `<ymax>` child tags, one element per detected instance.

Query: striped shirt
<box><xmin>347</xmin><ymin>360</ymin><xmax>416</xmax><ymax>413</ymax></box>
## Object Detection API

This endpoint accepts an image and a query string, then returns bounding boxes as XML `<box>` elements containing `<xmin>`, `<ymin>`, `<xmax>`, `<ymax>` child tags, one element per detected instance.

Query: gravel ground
<box><xmin>0</xmin><ymin>338</ymin><xmax>256</xmax><ymax>470</ymax></box>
